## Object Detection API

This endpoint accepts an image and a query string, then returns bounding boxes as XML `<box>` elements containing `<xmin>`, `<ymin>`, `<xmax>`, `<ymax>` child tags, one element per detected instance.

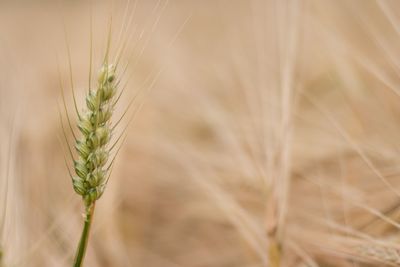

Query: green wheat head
<box><xmin>72</xmin><ymin>63</ymin><xmax>117</xmax><ymax>209</ymax></box>
<box><xmin>59</xmin><ymin>6</ymin><xmax>155</xmax><ymax>265</ymax></box>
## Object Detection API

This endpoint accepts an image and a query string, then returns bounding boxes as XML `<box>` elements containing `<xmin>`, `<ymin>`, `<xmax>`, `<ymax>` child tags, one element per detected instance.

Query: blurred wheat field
<box><xmin>3</xmin><ymin>0</ymin><xmax>400</xmax><ymax>266</ymax></box>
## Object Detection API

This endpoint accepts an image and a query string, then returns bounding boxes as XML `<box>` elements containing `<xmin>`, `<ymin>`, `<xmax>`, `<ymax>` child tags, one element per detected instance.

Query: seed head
<box><xmin>72</xmin><ymin>63</ymin><xmax>117</xmax><ymax>208</ymax></box>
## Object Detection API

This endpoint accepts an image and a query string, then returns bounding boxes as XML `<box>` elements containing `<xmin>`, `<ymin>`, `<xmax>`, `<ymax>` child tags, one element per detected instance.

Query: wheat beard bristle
<box><xmin>72</xmin><ymin>63</ymin><xmax>117</xmax><ymax>208</ymax></box>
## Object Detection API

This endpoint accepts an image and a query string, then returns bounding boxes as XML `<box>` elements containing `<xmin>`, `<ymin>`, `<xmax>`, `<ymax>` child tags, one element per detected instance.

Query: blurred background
<box><xmin>2</xmin><ymin>0</ymin><xmax>400</xmax><ymax>266</ymax></box>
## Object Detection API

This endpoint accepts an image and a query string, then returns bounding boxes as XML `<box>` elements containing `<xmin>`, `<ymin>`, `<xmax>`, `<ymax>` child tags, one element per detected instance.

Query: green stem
<box><xmin>73</xmin><ymin>203</ymin><xmax>95</xmax><ymax>267</ymax></box>
<box><xmin>0</xmin><ymin>248</ymin><xmax>4</xmax><ymax>267</ymax></box>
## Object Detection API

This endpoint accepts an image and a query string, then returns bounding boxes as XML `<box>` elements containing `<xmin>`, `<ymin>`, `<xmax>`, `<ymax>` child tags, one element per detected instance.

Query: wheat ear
<box><xmin>70</xmin><ymin>62</ymin><xmax>118</xmax><ymax>267</ymax></box>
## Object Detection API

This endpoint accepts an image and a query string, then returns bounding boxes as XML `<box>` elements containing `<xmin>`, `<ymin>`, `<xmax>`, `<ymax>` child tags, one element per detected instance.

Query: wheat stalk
<box><xmin>57</xmin><ymin>4</ymin><xmax>147</xmax><ymax>265</ymax></box>
<box><xmin>69</xmin><ymin>61</ymin><xmax>119</xmax><ymax>267</ymax></box>
<box><xmin>59</xmin><ymin>48</ymin><xmax>123</xmax><ymax>265</ymax></box>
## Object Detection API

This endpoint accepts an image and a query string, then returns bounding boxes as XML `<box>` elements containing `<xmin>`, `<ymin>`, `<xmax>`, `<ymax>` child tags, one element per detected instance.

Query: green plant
<box><xmin>72</xmin><ymin>62</ymin><xmax>118</xmax><ymax>267</ymax></box>
<box><xmin>61</xmin><ymin>46</ymin><xmax>122</xmax><ymax>266</ymax></box>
